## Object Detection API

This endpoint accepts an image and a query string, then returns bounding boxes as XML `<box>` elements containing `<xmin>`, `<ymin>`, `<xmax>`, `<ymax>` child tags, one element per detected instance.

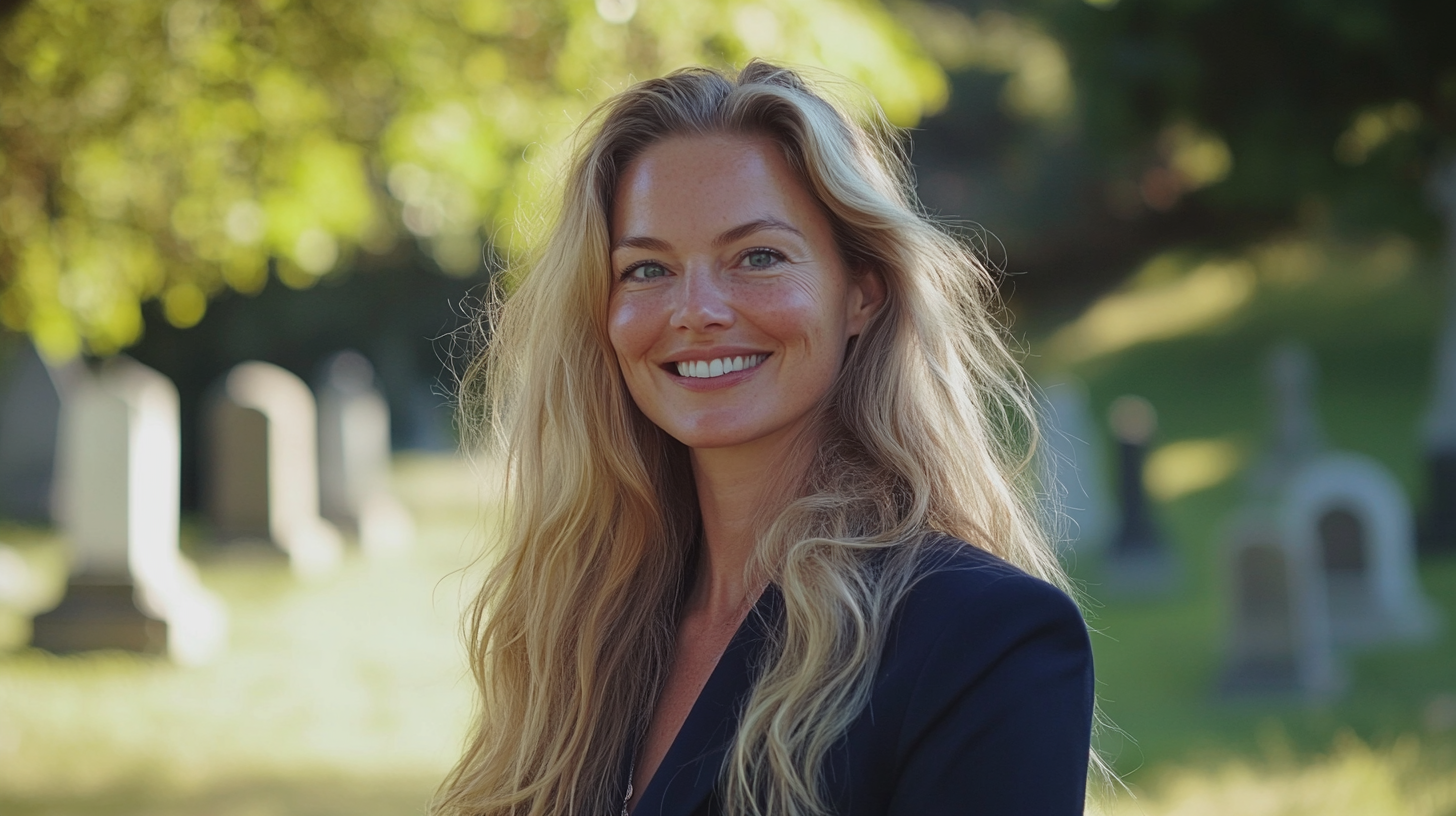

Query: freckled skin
<box><xmin>607</xmin><ymin>134</ymin><xmax>879</xmax><ymax>455</ymax></box>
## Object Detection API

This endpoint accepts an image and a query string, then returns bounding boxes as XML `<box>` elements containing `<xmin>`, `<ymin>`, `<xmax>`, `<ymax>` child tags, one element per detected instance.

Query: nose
<box><xmin>670</xmin><ymin>264</ymin><xmax>734</xmax><ymax>333</ymax></box>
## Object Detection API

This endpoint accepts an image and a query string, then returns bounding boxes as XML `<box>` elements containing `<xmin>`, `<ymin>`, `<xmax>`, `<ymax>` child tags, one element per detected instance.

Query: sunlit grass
<box><xmin>1095</xmin><ymin>733</ymin><xmax>1456</xmax><ymax>816</ymax></box>
<box><xmin>0</xmin><ymin>453</ymin><xmax>493</xmax><ymax>816</ymax></box>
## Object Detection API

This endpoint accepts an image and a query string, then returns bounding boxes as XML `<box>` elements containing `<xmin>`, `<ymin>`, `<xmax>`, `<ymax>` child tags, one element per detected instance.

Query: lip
<box><xmin>661</xmin><ymin>349</ymin><xmax>771</xmax><ymax>391</ymax></box>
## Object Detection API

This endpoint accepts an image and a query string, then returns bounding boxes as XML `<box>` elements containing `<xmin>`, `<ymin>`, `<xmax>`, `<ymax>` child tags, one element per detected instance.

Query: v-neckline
<box><xmin>627</xmin><ymin>584</ymin><xmax>782</xmax><ymax>816</ymax></box>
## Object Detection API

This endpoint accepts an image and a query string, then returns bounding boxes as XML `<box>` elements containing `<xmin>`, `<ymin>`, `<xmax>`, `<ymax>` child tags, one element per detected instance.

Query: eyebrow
<box><xmin>611</xmin><ymin>218</ymin><xmax>806</xmax><ymax>253</ymax></box>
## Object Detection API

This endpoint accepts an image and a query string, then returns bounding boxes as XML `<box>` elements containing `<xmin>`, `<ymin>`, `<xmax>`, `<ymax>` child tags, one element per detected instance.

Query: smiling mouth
<box><xmin>671</xmin><ymin>354</ymin><xmax>768</xmax><ymax>379</ymax></box>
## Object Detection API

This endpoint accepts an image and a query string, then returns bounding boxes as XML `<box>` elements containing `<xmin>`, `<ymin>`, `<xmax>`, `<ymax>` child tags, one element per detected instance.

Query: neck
<box><xmin>687</xmin><ymin>430</ymin><xmax>814</xmax><ymax>621</ymax></box>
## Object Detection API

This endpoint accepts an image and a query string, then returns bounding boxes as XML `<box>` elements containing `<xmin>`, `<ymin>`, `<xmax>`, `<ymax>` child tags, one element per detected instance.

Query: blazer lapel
<box><xmin>633</xmin><ymin>586</ymin><xmax>782</xmax><ymax>816</ymax></box>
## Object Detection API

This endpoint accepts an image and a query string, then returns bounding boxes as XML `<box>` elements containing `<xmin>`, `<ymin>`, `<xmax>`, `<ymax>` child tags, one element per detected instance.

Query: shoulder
<box><xmin>868</xmin><ymin>537</ymin><xmax>1092</xmax><ymax>766</ymax></box>
<box><xmin>875</xmin><ymin>537</ymin><xmax>1092</xmax><ymax>728</ymax></box>
<box><xmin>891</xmin><ymin>537</ymin><xmax>1086</xmax><ymax>643</ymax></box>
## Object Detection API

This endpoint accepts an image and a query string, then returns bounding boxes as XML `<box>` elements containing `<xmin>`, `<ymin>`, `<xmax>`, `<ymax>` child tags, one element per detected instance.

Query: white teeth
<box><xmin>675</xmin><ymin>354</ymin><xmax>765</xmax><ymax>379</ymax></box>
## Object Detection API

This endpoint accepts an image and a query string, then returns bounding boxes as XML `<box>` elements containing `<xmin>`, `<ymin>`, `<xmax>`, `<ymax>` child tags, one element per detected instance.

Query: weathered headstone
<box><xmin>1037</xmin><ymin>375</ymin><xmax>1112</xmax><ymax>555</ymax></box>
<box><xmin>1104</xmin><ymin>395</ymin><xmax>1176</xmax><ymax>594</ymax></box>
<box><xmin>0</xmin><ymin>340</ymin><xmax>64</xmax><ymax>522</ymax></box>
<box><xmin>1253</xmin><ymin>342</ymin><xmax>1325</xmax><ymax>492</ymax></box>
<box><xmin>205</xmin><ymin>361</ymin><xmax>343</xmax><ymax>577</ymax></box>
<box><xmin>1420</xmin><ymin>160</ymin><xmax>1456</xmax><ymax>556</ymax></box>
<box><xmin>1219</xmin><ymin>511</ymin><xmax>1343</xmax><ymax>700</ymax></box>
<box><xmin>1285</xmin><ymin>453</ymin><xmax>1439</xmax><ymax>646</ymax></box>
<box><xmin>31</xmin><ymin>357</ymin><xmax>227</xmax><ymax>664</ymax></box>
<box><xmin>1220</xmin><ymin>344</ymin><xmax>1438</xmax><ymax>699</ymax></box>
<box><xmin>316</xmin><ymin>351</ymin><xmax>413</xmax><ymax>555</ymax></box>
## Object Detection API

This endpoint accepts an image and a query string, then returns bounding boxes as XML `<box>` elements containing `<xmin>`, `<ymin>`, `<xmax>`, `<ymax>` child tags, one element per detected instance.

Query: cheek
<box><xmin>606</xmin><ymin>296</ymin><xmax>658</xmax><ymax>363</ymax></box>
<box><xmin>741</xmin><ymin>284</ymin><xmax>847</xmax><ymax>358</ymax></box>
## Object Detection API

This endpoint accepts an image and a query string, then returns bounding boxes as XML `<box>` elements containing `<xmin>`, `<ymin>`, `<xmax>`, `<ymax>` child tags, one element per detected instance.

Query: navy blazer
<box><xmin>630</xmin><ymin>542</ymin><xmax>1094</xmax><ymax>816</ymax></box>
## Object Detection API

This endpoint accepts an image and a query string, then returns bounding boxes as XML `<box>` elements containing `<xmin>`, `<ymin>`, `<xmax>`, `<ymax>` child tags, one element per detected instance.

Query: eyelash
<box><xmin>740</xmin><ymin>247</ymin><xmax>786</xmax><ymax>268</ymax></box>
<box><xmin>616</xmin><ymin>247</ymin><xmax>787</xmax><ymax>281</ymax></box>
<box><xmin>619</xmin><ymin>260</ymin><xmax>667</xmax><ymax>281</ymax></box>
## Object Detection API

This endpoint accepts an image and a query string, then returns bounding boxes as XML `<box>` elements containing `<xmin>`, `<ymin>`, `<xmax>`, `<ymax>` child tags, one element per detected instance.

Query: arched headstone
<box><xmin>31</xmin><ymin>357</ymin><xmax>227</xmax><ymax>664</ymax></box>
<box><xmin>1219</xmin><ymin>512</ymin><xmax>1343</xmax><ymax>700</ymax></box>
<box><xmin>205</xmin><ymin>362</ymin><xmax>343</xmax><ymax>577</ymax></box>
<box><xmin>316</xmin><ymin>351</ymin><xmax>414</xmax><ymax>555</ymax></box>
<box><xmin>1284</xmin><ymin>453</ymin><xmax>1439</xmax><ymax>646</ymax></box>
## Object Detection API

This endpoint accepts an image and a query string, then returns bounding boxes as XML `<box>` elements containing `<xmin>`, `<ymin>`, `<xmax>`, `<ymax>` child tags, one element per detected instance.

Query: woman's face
<box><xmin>607</xmin><ymin>133</ymin><xmax>881</xmax><ymax>455</ymax></box>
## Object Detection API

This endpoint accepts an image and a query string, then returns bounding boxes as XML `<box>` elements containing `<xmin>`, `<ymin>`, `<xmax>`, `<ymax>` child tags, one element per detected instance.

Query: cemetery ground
<box><xmin>1</xmin><ymin>237</ymin><xmax>1455</xmax><ymax>815</ymax></box>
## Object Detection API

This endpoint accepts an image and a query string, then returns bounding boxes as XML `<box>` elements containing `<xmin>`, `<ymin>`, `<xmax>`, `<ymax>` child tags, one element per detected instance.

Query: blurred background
<box><xmin>1</xmin><ymin>0</ymin><xmax>1455</xmax><ymax>813</ymax></box>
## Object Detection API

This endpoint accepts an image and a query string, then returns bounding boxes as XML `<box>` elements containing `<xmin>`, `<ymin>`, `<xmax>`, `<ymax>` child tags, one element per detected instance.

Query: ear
<box><xmin>845</xmin><ymin>267</ymin><xmax>887</xmax><ymax>338</ymax></box>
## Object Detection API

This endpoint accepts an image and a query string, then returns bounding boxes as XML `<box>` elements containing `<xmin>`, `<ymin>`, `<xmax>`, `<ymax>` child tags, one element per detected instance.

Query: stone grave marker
<box><xmin>1284</xmin><ymin>453</ymin><xmax>1439</xmax><ymax>646</ymax></box>
<box><xmin>205</xmin><ymin>361</ymin><xmax>343</xmax><ymax>577</ymax></box>
<box><xmin>316</xmin><ymin>350</ymin><xmax>413</xmax><ymax>555</ymax></box>
<box><xmin>1037</xmin><ymin>375</ymin><xmax>1111</xmax><ymax>555</ymax></box>
<box><xmin>1220</xmin><ymin>344</ymin><xmax>1439</xmax><ymax>699</ymax></box>
<box><xmin>0</xmin><ymin>340</ymin><xmax>64</xmax><ymax>522</ymax></box>
<box><xmin>30</xmin><ymin>357</ymin><xmax>227</xmax><ymax>664</ymax></box>
<box><xmin>1253</xmin><ymin>342</ymin><xmax>1324</xmax><ymax>491</ymax></box>
<box><xmin>1219</xmin><ymin>511</ymin><xmax>1343</xmax><ymax>700</ymax></box>
<box><xmin>1421</xmin><ymin>159</ymin><xmax>1456</xmax><ymax>555</ymax></box>
<box><xmin>1104</xmin><ymin>394</ymin><xmax>1176</xmax><ymax>594</ymax></box>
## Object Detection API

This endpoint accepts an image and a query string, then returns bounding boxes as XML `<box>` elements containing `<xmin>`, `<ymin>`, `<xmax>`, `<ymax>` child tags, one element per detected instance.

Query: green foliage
<box><xmin>0</xmin><ymin>0</ymin><xmax>946</xmax><ymax>360</ymax></box>
<box><xmin>1019</xmin><ymin>0</ymin><xmax>1456</xmax><ymax>230</ymax></box>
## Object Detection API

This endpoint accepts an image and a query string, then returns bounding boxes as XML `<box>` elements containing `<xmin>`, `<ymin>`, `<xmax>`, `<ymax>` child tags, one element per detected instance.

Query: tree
<box><xmin>903</xmin><ymin>0</ymin><xmax>1456</xmax><ymax>308</ymax></box>
<box><xmin>0</xmin><ymin>0</ymin><xmax>947</xmax><ymax>359</ymax></box>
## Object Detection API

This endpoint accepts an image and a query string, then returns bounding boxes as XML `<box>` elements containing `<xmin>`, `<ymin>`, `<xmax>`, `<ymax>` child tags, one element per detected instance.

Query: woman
<box><xmin>439</xmin><ymin>61</ymin><xmax>1094</xmax><ymax>816</ymax></box>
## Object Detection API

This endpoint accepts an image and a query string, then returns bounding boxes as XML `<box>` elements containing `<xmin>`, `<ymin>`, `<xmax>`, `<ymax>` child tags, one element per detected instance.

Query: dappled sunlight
<box><xmin>1046</xmin><ymin>259</ymin><xmax>1256</xmax><ymax>365</ymax></box>
<box><xmin>1095</xmin><ymin>735</ymin><xmax>1456</xmax><ymax>816</ymax></box>
<box><xmin>1144</xmin><ymin>438</ymin><xmax>1244</xmax><ymax>503</ymax></box>
<box><xmin>0</xmin><ymin>0</ymin><xmax>947</xmax><ymax>359</ymax></box>
<box><xmin>900</xmin><ymin>4</ymin><xmax>1072</xmax><ymax>123</ymax></box>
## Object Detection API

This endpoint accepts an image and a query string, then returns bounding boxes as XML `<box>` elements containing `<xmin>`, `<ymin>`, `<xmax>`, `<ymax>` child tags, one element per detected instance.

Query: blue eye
<box><xmin>623</xmin><ymin>262</ymin><xmax>668</xmax><ymax>280</ymax></box>
<box><xmin>744</xmin><ymin>249</ymin><xmax>781</xmax><ymax>269</ymax></box>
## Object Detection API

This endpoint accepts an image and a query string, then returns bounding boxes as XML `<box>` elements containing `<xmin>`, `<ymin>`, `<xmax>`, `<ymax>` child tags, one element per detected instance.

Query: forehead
<box><xmin>610</xmin><ymin>134</ymin><xmax>826</xmax><ymax>241</ymax></box>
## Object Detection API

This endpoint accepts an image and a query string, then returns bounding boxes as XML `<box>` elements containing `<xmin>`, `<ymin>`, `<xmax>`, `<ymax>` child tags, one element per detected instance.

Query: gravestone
<box><xmin>316</xmin><ymin>351</ymin><xmax>413</xmax><ymax>555</ymax></box>
<box><xmin>1103</xmin><ymin>395</ymin><xmax>1176</xmax><ymax>594</ymax></box>
<box><xmin>30</xmin><ymin>357</ymin><xmax>227</xmax><ymax>664</ymax></box>
<box><xmin>1253</xmin><ymin>342</ymin><xmax>1324</xmax><ymax>491</ymax></box>
<box><xmin>1284</xmin><ymin>453</ymin><xmax>1438</xmax><ymax>646</ymax></box>
<box><xmin>205</xmin><ymin>361</ymin><xmax>343</xmax><ymax>577</ymax></box>
<box><xmin>1219</xmin><ymin>511</ymin><xmax>1343</xmax><ymax>700</ymax></box>
<box><xmin>0</xmin><ymin>340</ymin><xmax>64</xmax><ymax>522</ymax></box>
<box><xmin>1220</xmin><ymin>344</ymin><xmax>1438</xmax><ymax>699</ymax></box>
<box><xmin>1037</xmin><ymin>376</ymin><xmax>1111</xmax><ymax>555</ymax></box>
<box><xmin>1420</xmin><ymin>160</ymin><xmax>1456</xmax><ymax>555</ymax></box>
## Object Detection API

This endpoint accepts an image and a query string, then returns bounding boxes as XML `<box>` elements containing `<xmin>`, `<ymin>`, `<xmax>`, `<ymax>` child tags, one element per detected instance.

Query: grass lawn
<box><xmin>0</xmin><ymin>455</ymin><xmax>493</xmax><ymax>816</ymax></box>
<box><xmin>1044</xmin><ymin>239</ymin><xmax>1456</xmax><ymax>813</ymax></box>
<box><xmin>1</xmin><ymin>235</ymin><xmax>1455</xmax><ymax>814</ymax></box>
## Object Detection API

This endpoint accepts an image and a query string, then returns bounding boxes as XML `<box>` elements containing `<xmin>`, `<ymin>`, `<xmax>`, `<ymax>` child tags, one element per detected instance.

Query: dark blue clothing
<box><xmin>632</xmin><ymin>542</ymin><xmax>1094</xmax><ymax>816</ymax></box>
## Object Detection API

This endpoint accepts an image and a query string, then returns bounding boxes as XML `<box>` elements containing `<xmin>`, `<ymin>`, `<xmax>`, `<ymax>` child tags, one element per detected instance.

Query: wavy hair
<box><xmin>435</xmin><ymin>61</ymin><xmax>1070</xmax><ymax>816</ymax></box>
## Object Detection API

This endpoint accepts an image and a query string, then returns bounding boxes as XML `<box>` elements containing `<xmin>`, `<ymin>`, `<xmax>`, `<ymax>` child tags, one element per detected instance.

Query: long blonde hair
<box><xmin>437</xmin><ymin>61</ymin><xmax>1069</xmax><ymax>816</ymax></box>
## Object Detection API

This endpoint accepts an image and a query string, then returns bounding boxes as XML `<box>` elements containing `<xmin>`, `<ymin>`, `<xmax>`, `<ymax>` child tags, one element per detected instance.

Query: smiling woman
<box><xmin>441</xmin><ymin>62</ymin><xmax>1094</xmax><ymax>816</ymax></box>
<box><xmin>608</xmin><ymin>134</ymin><xmax>881</xmax><ymax>454</ymax></box>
